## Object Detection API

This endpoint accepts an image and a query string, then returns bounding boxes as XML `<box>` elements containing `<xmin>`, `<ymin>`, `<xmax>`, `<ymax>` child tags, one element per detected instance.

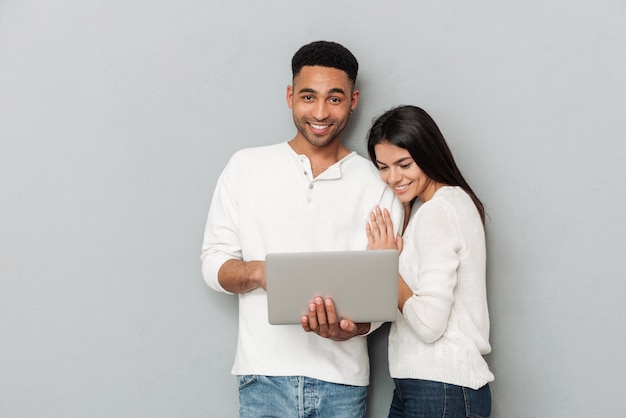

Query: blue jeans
<box><xmin>238</xmin><ymin>375</ymin><xmax>367</xmax><ymax>418</ymax></box>
<box><xmin>388</xmin><ymin>378</ymin><xmax>491</xmax><ymax>418</ymax></box>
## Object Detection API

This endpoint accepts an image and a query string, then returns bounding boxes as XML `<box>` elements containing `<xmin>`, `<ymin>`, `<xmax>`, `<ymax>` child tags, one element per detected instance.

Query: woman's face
<box><xmin>374</xmin><ymin>142</ymin><xmax>439</xmax><ymax>203</ymax></box>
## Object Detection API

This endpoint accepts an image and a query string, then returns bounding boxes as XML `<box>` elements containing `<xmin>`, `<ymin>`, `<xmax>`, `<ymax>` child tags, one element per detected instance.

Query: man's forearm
<box><xmin>218</xmin><ymin>259</ymin><xmax>266</xmax><ymax>294</ymax></box>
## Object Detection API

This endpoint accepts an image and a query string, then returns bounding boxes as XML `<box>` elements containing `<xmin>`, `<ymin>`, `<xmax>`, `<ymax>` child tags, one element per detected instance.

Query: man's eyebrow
<box><xmin>328</xmin><ymin>87</ymin><xmax>346</xmax><ymax>95</ymax></box>
<box><xmin>297</xmin><ymin>87</ymin><xmax>347</xmax><ymax>95</ymax></box>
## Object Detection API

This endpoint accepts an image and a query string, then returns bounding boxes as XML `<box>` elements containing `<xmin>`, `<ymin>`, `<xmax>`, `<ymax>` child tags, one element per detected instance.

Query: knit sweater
<box><xmin>388</xmin><ymin>186</ymin><xmax>494</xmax><ymax>390</ymax></box>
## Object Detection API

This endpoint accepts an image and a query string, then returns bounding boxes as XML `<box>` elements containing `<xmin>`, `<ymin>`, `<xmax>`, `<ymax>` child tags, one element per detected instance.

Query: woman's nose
<box><xmin>387</xmin><ymin>167</ymin><xmax>401</xmax><ymax>184</ymax></box>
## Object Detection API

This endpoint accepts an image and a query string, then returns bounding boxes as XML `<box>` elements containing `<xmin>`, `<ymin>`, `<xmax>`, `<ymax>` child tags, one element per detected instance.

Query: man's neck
<box><xmin>288</xmin><ymin>137</ymin><xmax>351</xmax><ymax>178</ymax></box>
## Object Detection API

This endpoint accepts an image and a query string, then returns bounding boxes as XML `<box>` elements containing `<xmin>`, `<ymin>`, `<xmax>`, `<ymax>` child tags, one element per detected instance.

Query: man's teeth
<box><xmin>311</xmin><ymin>124</ymin><xmax>329</xmax><ymax>130</ymax></box>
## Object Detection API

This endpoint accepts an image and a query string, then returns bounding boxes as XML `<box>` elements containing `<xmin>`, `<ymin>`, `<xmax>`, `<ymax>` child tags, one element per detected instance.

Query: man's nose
<box><xmin>312</xmin><ymin>101</ymin><xmax>330</xmax><ymax>121</ymax></box>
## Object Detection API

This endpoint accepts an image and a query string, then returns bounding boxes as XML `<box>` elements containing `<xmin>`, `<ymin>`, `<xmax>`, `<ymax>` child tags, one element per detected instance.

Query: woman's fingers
<box><xmin>367</xmin><ymin>207</ymin><xmax>397</xmax><ymax>249</ymax></box>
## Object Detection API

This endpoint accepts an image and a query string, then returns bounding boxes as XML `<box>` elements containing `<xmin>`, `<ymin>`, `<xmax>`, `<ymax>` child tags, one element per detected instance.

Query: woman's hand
<box><xmin>366</xmin><ymin>206</ymin><xmax>402</xmax><ymax>252</ymax></box>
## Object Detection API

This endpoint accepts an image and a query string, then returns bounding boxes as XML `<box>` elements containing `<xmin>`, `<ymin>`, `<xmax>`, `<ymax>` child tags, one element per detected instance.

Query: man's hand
<box><xmin>301</xmin><ymin>297</ymin><xmax>370</xmax><ymax>341</ymax></box>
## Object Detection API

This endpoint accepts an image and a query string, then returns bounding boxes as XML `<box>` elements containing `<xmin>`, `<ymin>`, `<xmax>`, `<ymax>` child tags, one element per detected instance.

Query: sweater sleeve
<box><xmin>200</xmin><ymin>156</ymin><xmax>242</xmax><ymax>294</ymax></box>
<box><xmin>401</xmin><ymin>199</ymin><xmax>461</xmax><ymax>343</ymax></box>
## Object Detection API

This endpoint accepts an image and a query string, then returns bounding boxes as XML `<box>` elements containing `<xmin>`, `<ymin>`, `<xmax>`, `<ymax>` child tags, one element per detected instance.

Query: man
<box><xmin>201</xmin><ymin>40</ymin><xmax>402</xmax><ymax>417</ymax></box>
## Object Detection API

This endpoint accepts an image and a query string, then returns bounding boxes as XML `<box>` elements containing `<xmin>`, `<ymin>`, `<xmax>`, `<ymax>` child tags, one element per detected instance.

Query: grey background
<box><xmin>1</xmin><ymin>0</ymin><xmax>625</xmax><ymax>417</ymax></box>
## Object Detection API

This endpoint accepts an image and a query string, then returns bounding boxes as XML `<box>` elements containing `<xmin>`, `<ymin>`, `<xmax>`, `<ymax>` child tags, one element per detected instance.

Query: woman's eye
<box><xmin>400</xmin><ymin>163</ymin><xmax>412</xmax><ymax>169</ymax></box>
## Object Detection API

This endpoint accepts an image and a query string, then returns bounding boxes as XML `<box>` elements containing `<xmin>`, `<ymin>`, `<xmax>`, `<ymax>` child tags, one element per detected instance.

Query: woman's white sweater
<box><xmin>388</xmin><ymin>186</ymin><xmax>494</xmax><ymax>390</ymax></box>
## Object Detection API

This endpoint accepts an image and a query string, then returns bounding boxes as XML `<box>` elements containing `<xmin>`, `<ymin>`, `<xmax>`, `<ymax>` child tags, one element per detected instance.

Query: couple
<box><xmin>201</xmin><ymin>41</ymin><xmax>494</xmax><ymax>417</ymax></box>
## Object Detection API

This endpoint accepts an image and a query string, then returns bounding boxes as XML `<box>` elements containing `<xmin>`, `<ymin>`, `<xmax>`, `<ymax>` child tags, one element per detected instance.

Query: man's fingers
<box><xmin>315</xmin><ymin>297</ymin><xmax>329</xmax><ymax>335</ymax></box>
<box><xmin>340</xmin><ymin>319</ymin><xmax>356</xmax><ymax>333</ymax></box>
<box><xmin>307</xmin><ymin>302</ymin><xmax>319</xmax><ymax>330</ymax></box>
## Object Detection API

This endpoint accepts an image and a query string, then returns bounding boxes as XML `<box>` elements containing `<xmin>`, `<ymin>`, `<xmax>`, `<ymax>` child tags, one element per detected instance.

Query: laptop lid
<box><xmin>265</xmin><ymin>249</ymin><xmax>398</xmax><ymax>325</ymax></box>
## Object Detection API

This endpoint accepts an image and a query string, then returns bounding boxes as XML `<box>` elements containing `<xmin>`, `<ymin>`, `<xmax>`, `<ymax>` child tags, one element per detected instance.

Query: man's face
<box><xmin>287</xmin><ymin>65</ymin><xmax>359</xmax><ymax>148</ymax></box>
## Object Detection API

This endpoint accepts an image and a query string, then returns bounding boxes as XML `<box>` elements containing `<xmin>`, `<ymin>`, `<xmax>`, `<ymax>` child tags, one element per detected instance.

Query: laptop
<box><xmin>265</xmin><ymin>249</ymin><xmax>399</xmax><ymax>325</ymax></box>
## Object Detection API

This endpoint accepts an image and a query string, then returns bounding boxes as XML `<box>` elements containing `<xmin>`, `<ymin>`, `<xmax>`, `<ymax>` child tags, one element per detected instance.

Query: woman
<box><xmin>366</xmin><ymin>105</ymin><xmax>494</xmax><ymax>417</ymax></box>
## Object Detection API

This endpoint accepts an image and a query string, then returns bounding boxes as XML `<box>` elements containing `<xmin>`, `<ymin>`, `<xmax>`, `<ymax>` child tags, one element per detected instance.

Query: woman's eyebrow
<box><xmin>377</xmin><ymin>157</ymin><xmax>413</xmax><ymax>165</ymax></box>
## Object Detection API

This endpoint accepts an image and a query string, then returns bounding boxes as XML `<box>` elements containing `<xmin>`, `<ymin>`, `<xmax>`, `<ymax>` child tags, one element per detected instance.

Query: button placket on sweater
<box><xmin>299</xmin><ymin>156</ymin><xmax>316</xmax><ymax>204</ymax></box>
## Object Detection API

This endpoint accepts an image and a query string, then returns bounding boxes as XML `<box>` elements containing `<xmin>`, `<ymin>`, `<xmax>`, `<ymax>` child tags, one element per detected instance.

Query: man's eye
<box><xmin>329</xmin><ymin>97</ymin><xmax>341</xmax><ymax>103</ymax></box>
<box><xmin>303</xmin><ymin>95</ymin><xmax>313</xmax><ymax>101</ymax></box>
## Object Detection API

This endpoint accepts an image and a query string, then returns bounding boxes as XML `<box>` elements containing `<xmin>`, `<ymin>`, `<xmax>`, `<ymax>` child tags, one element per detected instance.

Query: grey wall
<box><xmin>1</xmin><ymin>0</ymin><xmax>625</xmax><ymax>417</ymax></box>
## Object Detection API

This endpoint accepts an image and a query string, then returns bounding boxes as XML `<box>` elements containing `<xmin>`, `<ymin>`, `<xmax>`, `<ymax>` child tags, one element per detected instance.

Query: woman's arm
<box><xmin>401</xmin><ymin>200</ymin><xmax>460</xmax><ymax>343</ymax></box>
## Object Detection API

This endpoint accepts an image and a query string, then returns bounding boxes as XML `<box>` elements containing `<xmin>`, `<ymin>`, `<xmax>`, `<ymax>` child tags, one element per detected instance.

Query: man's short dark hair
<box><xmin>291</xmin><ymin>41</ymin><xmax>359</xmax><ymax>85</ymax></box>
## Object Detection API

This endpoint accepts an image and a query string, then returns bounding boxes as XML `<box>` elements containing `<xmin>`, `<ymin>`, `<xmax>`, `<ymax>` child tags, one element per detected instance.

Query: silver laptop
<box><xmin>265</xmin><ymin>249</ymin><xmax>399</xmax><ymax>325</ymax></box>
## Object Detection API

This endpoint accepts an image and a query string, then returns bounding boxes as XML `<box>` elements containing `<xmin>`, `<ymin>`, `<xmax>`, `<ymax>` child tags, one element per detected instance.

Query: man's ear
<box><xmin>351</xmin><ymin>89</ymin><xmax>360</xmax><ymax>111</ymax></box>
<box><xmin>286</xmin><ymin>85</ymin><xmax>294</xmax><ymax>109</ymax></box>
